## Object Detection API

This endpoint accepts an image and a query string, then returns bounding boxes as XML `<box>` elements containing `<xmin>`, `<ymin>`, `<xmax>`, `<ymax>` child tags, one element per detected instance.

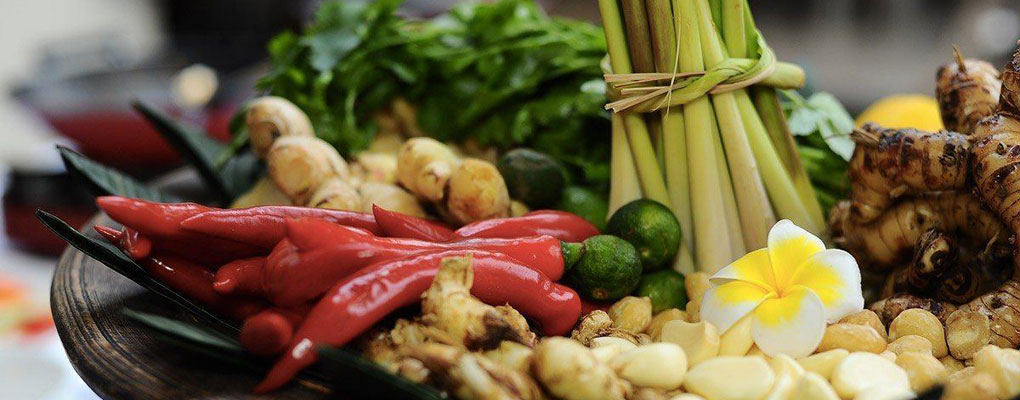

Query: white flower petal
<box><xmin>751</xmin><ymin>286</ymin><xmax>826</xmax><ymax>358</ymax></box>
<box><xmin>709</xmin><ymin>248</ymin><xmax>777</xmax><ymax>289</ymax></box>
<box><xmin>701</xmin><ymin>280</ymin><xmax>774</xmax><ymax>333</ymax></box>
<box><xmin>767</xmin><ymin>220</ymin><xmax>825</xmax><ymax>287</ymax></box>
<box><xmin>788</xmin><ymin>249</ymin><xmax>864</xmax><ymax>322</ymax></box>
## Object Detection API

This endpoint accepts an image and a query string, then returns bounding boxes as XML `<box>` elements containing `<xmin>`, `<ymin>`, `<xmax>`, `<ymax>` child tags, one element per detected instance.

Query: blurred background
<box><xmin>0</xmin><ymin>0</ymin><xmax>1016</xmax><ymax>399</ymax></box>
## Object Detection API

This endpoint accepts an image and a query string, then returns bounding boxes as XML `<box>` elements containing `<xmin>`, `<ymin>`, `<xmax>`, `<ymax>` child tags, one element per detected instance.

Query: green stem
<box><xmin>561</xmin><ymin>241</ymin><xmax>585</xmax><ymax>271</ymax></box>
<box><xmin>608</xmin><ymin>113</ymin><xmax>644</xmax><ymax>216</ymax></box>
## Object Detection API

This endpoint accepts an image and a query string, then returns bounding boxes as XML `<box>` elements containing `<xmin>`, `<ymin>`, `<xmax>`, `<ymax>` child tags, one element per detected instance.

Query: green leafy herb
<box><xmin>258</xmin><ymin>0</ymin><xmax>611</xmax><ymax>190</ymax></box>
<box><xmin>57</xmin><ymin>146</ymin><xmax>181</xmax><ymax>203</ymax></box>
<box><xmin>133</xmin><ymin>101</ymin><xmax>261</xmax><ymax>204</ymax></box>
<box><xmin>781</xmin><ymin>90</ymin><xmax>853</xmax><ymax>214</ymax></box>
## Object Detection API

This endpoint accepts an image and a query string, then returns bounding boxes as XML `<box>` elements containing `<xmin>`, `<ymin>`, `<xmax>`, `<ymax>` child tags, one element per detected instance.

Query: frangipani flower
<box><xmin>701</xmin><ymin>220</ymin><xmax>864</xmax><ymax>358</ymax></box>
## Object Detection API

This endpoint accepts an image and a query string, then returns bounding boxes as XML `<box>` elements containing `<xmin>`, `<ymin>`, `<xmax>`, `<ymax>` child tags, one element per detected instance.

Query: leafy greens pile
<box><xmin>258</xmin><ymin>0</ymin><xmax>611</xmax><ymax>188</ymax></box>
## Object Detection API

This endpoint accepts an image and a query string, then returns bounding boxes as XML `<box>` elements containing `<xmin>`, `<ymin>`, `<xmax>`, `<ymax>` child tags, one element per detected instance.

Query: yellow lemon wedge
<box><xmin>855</xmin><ymin>95</ymin><xmax>944</xmax><ymax>131</ymax></box>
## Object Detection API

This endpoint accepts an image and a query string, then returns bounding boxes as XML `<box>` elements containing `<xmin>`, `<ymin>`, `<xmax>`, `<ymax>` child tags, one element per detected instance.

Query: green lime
<box><xmin>635</xmin><ymin>270</ymin><xmax>688</xmax><ymax>313</ymax></box>
<box><xmin>557</xmin><ymin>185</ymin><xmax>609</xmax><ymax>231</ymax></box>
<box><xmin>606</xmin><ymin>199</ymin><xmax>681</xmax><ymax>271</ymax></box>
<box><xmin>497</xmin><ymin>148</ymin><xmax>566</xmax><ymax>208</ymax></box>
<box><xmin>566</xmin><ymin>235</ymin><xmax>642</xmax><ymax>301</ymax></box>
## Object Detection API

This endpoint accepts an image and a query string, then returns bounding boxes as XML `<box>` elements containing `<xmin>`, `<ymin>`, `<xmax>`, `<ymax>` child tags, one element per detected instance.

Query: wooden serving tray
<box><xmin>50</xmin><ymin>215</ymin><xmax>329</xmax><ymax>399</ymax></box>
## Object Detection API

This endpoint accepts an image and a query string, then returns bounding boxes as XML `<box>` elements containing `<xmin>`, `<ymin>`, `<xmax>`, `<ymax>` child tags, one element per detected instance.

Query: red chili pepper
<box><xmin>240</xmin><ymin>306</ymin><xmax>308</xmax><ymax>357</ymax></box>
<box><xmin>450</xmin><ymin>210</ymin><xmax>600</xmax><ymax>242</ymax></box>
<box><xmin>97</xmin><ymin>197</ymin><xmax>264</xmax><ymax>264</ymax></box>
<box><xmin>372</xmin><ymin>205</ymin><xmax>453</xmax><ymax>241</ymax></box>
<box><xmin>95</xmin><ymin>226</ymin><xmax>152</xmax><ymax>260</ymax></box>
<box><xmin>179</xmin><ymin>206</ymin><xmax>381</xmax><ymax>249</ymax></box>
<box><xmin>254</xmin><ymin>250</ymin><xmax>581</xmax><ymax>393</ymax></box>
<box><xmin>264</xmin><ymin>218</ymin><xmax>571</xmax><ymax>306</ymax></box>
<box><xmin>213</xmin><ymin>257</ymin><xmax>266</xmax><ymax>296</ymax></box>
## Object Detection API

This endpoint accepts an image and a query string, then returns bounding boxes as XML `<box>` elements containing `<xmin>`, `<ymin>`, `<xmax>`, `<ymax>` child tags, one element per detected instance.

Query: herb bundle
<box><xmin>599</xmin><ymin>0</ymin><xmax>824</xmax><ymax>273</ymax></box>
<box><xmin>259</xmin><ymin>0</ymin><xmax>612</xmax><ymax>189</ymax></box>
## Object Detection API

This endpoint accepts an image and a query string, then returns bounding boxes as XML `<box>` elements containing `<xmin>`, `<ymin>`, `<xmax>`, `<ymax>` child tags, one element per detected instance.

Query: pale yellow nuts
<box><xmin>797</xmin><ymin>349</ymin><xmax>849</xmax><ymax>380</ymax></box>
<box><xmin>946</xmin><ymin>310</ymin><xmax>991</xmax><ymax>360</ymax></box>
<box><xmin>646</xmin><ymin>308</ymin><xmax>687</xmax><ymax>341</ymax></box>
<box><xmin>610</xmin><ymin>343</ymin><xmax>688</xmax><ymax>390</ymax></box>
<box><xmin>972</xmin><ymin>345</ymin><xmax>1020</xmax><ymax>399</ymax></box>
<box><xmin>852</xmin><ymin>385</ymin><xmax>914</xmax><ymax>400</ymax></box>
<box><xmin>718</xmin><ymin>314</ymin><xmax>754</xmax><ymax>356</ymax></box>
<box><xmin>659</xmin><ymin>320</ymin><xmax>720</xmax><ymax>366</ymax></box>
<box><xmin>590</xmin><ymin>337</ymin><xmax>637</xmax><ymax>364</ymax></box>
<box><xmin>838</xmin><ymin>310</ymin><xmax>888</xmax><ymax>341</ymax></box>
<box><xmin>830</xmin><ymin>352</ymin><xmax>911</xmax><ymax>399</ymax></box>
<box><xmin>940</xmin><ymin>355</ymin><xmax>966</xmax><ymax>374</ymax></box>
<box><xmin>788</xmin><ymin>372</ymin><xmax>840</xmax><ymax>400</ymax></box>
<box><xmin>887</xmin><ymin>335</ymin><xmax>934</xmax><ymax>356</ymax></box>
<box><xmin>895</xmin><ymin>352</ymin><xmax>948</xmax><ymax>393</ymax></box>
<box><xmin>684</xmin><ymin>272</ymin><xmax>711</xmax><ymax>303</ymax></box>
<box><xmin>816</xmin><ymin>323</ymin><xmax>887</xmax><ymax>353</ymax></box>
<box><xmin>683</xmin><ymin>356</ymin><xmax>775</xmax><ymax>400</ymax></box>
<box><xmin>942</xmin><ymin>370</ymin><xmax>1001</xmax><ymax>400</ymax></box>
<box><xmin>608</xmin><ymin>296</ymin><xmax>653</xmax><ymax>333</ymax></box>
<box><xmin>888</xmin><ymin>309</ymin><xmax>948</xmax><ymax>358</ymax></box>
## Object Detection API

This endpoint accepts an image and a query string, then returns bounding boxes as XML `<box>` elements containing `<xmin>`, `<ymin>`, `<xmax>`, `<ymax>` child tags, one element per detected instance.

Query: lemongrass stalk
<box><xmin>646</xmin><ymin>0</ymin><xmax>695</xmax><ymax>267</ymax></box>
<box><xmin>609</xmin><ymin>113</ymin><xmax>643</xmax><ymax>216</ymax></box>
<box><xmin>710</xmin><ymin>113</ymin><xmax>747</xmax><ymax>260</ymax></box>
<box><xmin>752</xmin><ymin>87</ymin><xmax>826</xmax><ymax>228</ymax></box>
<box><xmin>675</xmin><ymin>0</ymin><xmax>734</xmax><ymax>272</ymax></box>
<box><xmin>598</xmin><ymin>0</ymin><xmax>671</xmax><ymax>206</ymax></box>
<box><xmin>648</xmin><ymin>116</ymin><xmax>665</xmax><ymax>171</ymax></box>
<box><xmin>711</xmin><ymin>0</ymin><xmax>821</xmax><ymax>234</ymax></box>
<box><xmin>693</xmin><ymin>0</ymin><xmax>773</xmax><ymax>250</ymax></box>
<box><xmin>620</xmin><ymin>0</ymin><xmax>656</xmax><ymax>74</ymax></box>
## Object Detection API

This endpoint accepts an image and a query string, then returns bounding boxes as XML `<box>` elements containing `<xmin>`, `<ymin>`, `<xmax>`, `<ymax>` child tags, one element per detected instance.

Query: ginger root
<box><xmin>846</xmin><ymin>123</ymin><xmax>968</xmax><ymax>223</ymax></box>
<box><xmin>246</xmin><ymin>96</ymin><xmax>315</xmax><ymax>158</ymax></box>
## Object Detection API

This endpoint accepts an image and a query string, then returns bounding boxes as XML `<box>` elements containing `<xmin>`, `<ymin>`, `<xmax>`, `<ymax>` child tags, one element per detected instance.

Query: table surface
<box><xmin>49</xmin><ymin>216</ymin><xmax>330</xmax><ymax>399</ymax></box>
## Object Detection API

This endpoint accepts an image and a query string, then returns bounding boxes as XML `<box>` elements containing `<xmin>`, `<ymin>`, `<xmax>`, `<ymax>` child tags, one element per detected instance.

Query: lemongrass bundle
<box><xmin>599</xmin><ymin>0</ymin><xmax>825</xmax><ymax>274</ymax></box>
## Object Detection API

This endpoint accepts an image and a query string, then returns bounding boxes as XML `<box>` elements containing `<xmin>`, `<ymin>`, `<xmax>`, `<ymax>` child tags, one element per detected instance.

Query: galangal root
<box><xmin>836</xmin><ymin>43</ymin><xmax>1020</xmax><ymax>351</ymax></box>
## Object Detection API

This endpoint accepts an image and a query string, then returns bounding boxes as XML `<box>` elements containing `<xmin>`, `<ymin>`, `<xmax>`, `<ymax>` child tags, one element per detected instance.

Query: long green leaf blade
<box><xmin>57</xmin><ymin>146</ymin><xmax>181</xmax><ymax>203</ymax></box>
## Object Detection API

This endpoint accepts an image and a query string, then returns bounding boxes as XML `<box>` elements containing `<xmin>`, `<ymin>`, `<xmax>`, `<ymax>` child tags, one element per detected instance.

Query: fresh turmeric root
<box><xmin>830</xmin><ymin>191</ymin><xmax>1008</xmax><ymax>269</ymax></box>
<box><xmin>936</xmin><ymin>47</ymin><xmax>1002</xmax><ymax>135</ymax></box>
<box><xmin>846</xmin><ymin>123</ymin><xmax>969</xmax><ymax>222</ymax></box>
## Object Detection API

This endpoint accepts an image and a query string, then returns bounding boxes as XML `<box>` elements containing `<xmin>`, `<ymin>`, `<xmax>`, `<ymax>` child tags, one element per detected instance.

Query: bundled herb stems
<box><xmin>599</xmin><ymin>0</ymin><xmax>825</xmax><ymax>273</ymax></box>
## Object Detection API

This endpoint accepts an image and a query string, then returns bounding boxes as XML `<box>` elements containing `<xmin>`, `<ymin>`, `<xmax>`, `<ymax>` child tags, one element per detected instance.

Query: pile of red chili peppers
<box><xmin>93</xmin><ymin>196</ymin><xmax>600</xmax><ymax>392</ymax></box>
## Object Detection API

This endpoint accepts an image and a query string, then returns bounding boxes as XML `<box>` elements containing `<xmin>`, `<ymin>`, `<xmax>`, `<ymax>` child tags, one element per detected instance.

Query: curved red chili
<box><xmin>97</xmin><ymin>197</ymin><xmax>263</xmax><ymax>264</ymax></box>
<box><xmin>264</xmin><ymin>218</ymin><xmax>567</xmax><ymax>306</ymax></box>
<box><xmin>372</xmin><ymin>205</ymin><xmax>453</xmax><ymax>241</ymax></box>
<box><xmin>140</xmin><ymin>254</ymin><xmax>264</xmax><ymax>321</ymax></box>
<box><xmin>254</xmin><ymin>250</ymin><xmax>581</xmax><ymax>393</ymax></box>
<box><xmin>240</xmin><ymin>306</ymin><xmax>308</xmax><ymax>357</ymax></box>
<box><xmin>95</xmin><ymin>226</ymin><xmax>152</xmax><ymax>260</ymax></box>
<box><xmin>213</xmin><ymin>257</ymin><xmax>266</xmax><ymax>296</ymax></box>
<box><xmin>179</xmin><ymin>206</ymin><xmax>381</xmax><ymax>248</ymax></box>
<box><xmin>450</xmin><ymin>210</ymin><xmax>600</xmax><ymax>242</ymax></box>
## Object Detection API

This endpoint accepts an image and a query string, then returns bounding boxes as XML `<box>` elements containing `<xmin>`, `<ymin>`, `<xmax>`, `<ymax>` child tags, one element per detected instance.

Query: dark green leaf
<box><xmin>35</xmin><ymin>210</ymin><xmax>237</xmax><ymax>332</ymax></box>
<box><xmin>132</xmin><ymin>101</ymin><xmax>261</xmax><ymax>204</ymax></box>
<box><xmin>123</xmin><ymin>308</ymin><xmax>241</xmax><ymax>354</ymax></box>
<box><xmin>57</xmin><ymin>146</ymin><xmax>181</xmax><ymax>202</ymax></box>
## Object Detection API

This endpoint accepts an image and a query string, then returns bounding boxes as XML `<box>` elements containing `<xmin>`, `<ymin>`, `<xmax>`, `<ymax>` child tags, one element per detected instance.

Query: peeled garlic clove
<box><xmin>610</xmin><ymin>343</ymin><xmax>687</xmax><ymax>390</ymax></box>
<box><xmin>796</xmin><ymin>349</ymin><xmax>849</xmax><ymax>380</ymax></box>
<box><xmin>590</xmin><ymin>337</ymin><xmax>637</xmax><ymax>364</ymax></box>
<box><xmin>719</xmin><ymin>314</ymin><xmax>754</xmax><ymax>356</ymax></box>
<box><xmin>789</xmin><ymin>372</ymin><xmax>840</xmax><ymax>400</ymax></box>
<box><xmin>852</xmin><ymin>385</ymin><xmax>914</xmax><ymax>400</ymax></box>
<box><xmin>659</xmin><ymin>320</ymin><xmax>720</xmax><ymax>366</ymax></box>
<box><xmin>770</xmin><ymin>354</ymin><xmax>805</xmax><ymax>379</ymax></box>
<box><xmin>831</xmin><ymin>352</ymin><xmax>910</xmax><ymax>399</ymax></box>
<box><xmin>683</xmin><ymin>356</ymin><xmax>775</xmax><ymax>400</ymax></box>
<box><xmin>763</xmin><ymin>371</ymin><xmax>796</xmax><ymax>400</ymax></box>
